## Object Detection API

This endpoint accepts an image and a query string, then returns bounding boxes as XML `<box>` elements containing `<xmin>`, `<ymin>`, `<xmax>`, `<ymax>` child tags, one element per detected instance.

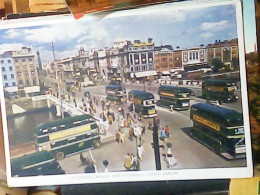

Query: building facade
<box><xmin>206</xmin><ymin>39</ymin><xmax>239</xmax><ymax>65</ymax></box>
<box><xmin>127</xmin><ymin>38</ymin><xmax>155</xmax><ymax>73</ymax></box>
<box><xmin>0</xmin><ymin>51</ymin><xmax>17</xmax><ymax>92</ymax></box>
<box><xmin>182</xmin><ymin>45</ymin><xmax>207</xmax><ymax>71</ymax></box>
<box><xmin>12</xmin><ymin>47</ymin><xmax>39</xmax><ymax>89</ymax></box>
<box><xmin>154</xmin><ymin>45</ymin><xmax>183</xmax><ymax>73</ymax></box>
<box><xmin>98</xmin><ymin>48</ymin><xmax>110</xmax><ymax>81</ymax></box>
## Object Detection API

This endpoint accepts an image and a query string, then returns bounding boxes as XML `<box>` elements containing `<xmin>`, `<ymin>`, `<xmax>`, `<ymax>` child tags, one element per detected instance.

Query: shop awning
<box><xmin>5</xmin><ymin>86</ymin><xmax>18</xmax><ymax>93</ymax></box>
<box><xmin>135</xmin><ymin>71</ymin><xmax>157</xmax><ymax>78</ymax></box>
<box><xmin>24</xmin><ymin>86</ymin><xmax>40</xmax><ymax>94</ymax></box>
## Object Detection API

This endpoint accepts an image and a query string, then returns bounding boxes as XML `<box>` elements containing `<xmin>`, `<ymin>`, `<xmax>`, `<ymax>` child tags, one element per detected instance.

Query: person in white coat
<box><xmin>137</xmin><ymin>144</ymin><xmax>145</xmax><ymax>160</ymax></box>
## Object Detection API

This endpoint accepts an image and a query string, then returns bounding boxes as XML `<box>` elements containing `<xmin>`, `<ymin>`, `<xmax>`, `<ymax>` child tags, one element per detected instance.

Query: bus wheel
<box><xmin>93</xmin><ymin>140</ymin><xmax>102</xmax><ymax>148</ymax></box>
<box><xmin>56</xmin><ymin>152</ymin><xmax>65</xmax><ymax>160</ymax></box>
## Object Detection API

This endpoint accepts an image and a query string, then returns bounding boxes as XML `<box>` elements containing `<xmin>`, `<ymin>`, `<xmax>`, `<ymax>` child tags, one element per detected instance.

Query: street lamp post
<box><xmin>136</xmin><ymin>136</ymin><xmax>140</xmax><ymax>171</ymax></box>
<box><xmin>152</xmin><ymin>117</ymin><xmax>161</xmax><ymax>170</ymax></box>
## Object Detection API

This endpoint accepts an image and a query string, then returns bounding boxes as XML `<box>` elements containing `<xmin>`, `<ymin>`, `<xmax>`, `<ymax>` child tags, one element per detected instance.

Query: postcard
<box><xmin>0</xmin><ymin>0</ymin><xmax>253</xmax><ymax>187</ymax></box>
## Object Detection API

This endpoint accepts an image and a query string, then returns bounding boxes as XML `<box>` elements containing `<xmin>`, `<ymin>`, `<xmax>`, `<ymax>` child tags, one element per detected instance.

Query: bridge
<box><xmin>31</xmin><ymin>94</ymin><xmax>103</xmax><ymax>123</ymax></box>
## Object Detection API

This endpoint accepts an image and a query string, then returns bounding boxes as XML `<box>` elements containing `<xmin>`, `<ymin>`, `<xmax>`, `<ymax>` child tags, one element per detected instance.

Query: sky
<box><xmin>0</xmin><ymin>3</ymin><xmax>238</xmax><ymax>63</ymax></box>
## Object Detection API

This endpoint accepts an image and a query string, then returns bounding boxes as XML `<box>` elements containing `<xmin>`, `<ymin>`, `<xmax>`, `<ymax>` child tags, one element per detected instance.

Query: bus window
<box><xmin>68</xmin><ymin>137</ymin><xmax>76</xmax><ymax>143</ymax></box>
<box><xmin>77</xmin><ymin>135</ymin><xmax>84</xmax><ymax>140</ymax></box>
<box><xmin>37</xmin><ymin>136</ymin><xmax>49</xmax><ymax>143</ymax></box>
<box><xmin>60</xmin><ymin>124</ymin><xmax>66</xmax><ymax>129</ymax></box>
<box><xmin>52</xmin><ymin>127</ymin><xmax>57</xmax><ymax>131</ymax></box>
<box><xmin>42</xmin><ymin>129</ymin><xmax>48</xmax><ymax>133</ymax></box>
<box><xmin>73</xmin><ymin>120</ymin><xmax>82</xmax><ymax>126</ymax></box>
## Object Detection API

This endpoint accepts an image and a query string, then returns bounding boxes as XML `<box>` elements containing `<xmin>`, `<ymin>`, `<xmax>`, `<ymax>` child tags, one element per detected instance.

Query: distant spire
<box><xmin>36</xmin><ymin>50</ymin><xmax>42</xmax><ymax>71</ymax></box>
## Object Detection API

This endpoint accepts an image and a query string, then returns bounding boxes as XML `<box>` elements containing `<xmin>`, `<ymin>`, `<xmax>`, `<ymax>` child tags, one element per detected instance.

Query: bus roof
<box><xmin>35</xmin><ymin>114</ymin><xmax>94</xmax><ymax>135</ymax></box>
<box><xmin>11</xmin><ymin>151</ymin><xmax>54</xmax><ymax>170</ymax></box>
<box><xmin>130</xmin><ymin>90</ymin><xmax>154</xmax><ymax>100</ymax></box>
<box><xmin>203</xmin><ymin>79</ymin><xmax>236</xmax><ymax>85</ymax></box>
<box><xmin>159</xmin><ymin>85</ymin><xmax>191</xmax><ymax>93</ymax></box>
<box><xmin>106</xmin><ymin>85</ymin><xmax>123</xmax><ymax>90</ymax></box>
<box><xmin>191</xmin><ymin>103</ymin><xmax>242</xmax><ymax>121</ymax></box>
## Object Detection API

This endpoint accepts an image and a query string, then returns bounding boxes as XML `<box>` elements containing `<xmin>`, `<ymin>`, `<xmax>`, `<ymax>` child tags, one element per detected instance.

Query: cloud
<box><xmin>201</xmin><ymin>20</ymin><xmax>228</xmax><ymax>31</ymax></box>
<box><xmin>0</xmin><ymin>43</ymin><xmax>25</xmax><ymax>54</ymax></box>
<box><xmin>112</xmin><ymin>25</ymin><xmax>121</xmax><ymax>31</ymax></box>
<box><xmin>4</xmin><ymin>23</ymin><xmax>90</xmax><ymax>44</ymax></box>
<box><xmin>201</xmin><ymin>32</ymin><xmax>214</xmax><ymax>38</ymax></box>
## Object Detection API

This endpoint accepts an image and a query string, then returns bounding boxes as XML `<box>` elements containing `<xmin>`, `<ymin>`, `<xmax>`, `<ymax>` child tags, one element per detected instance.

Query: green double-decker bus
<box><xmin>11</xmin><ymin>151</ymin><xmax>65</xmax><ymax>177</ymax></box>
<box><xmin>190</xmin><ymin>103</ymin><xmax>245</xmax><ymax>159</ymax></box>
<box><xmin>35</xmin><ymin>114</ymin><xmax>102</xmax><ymax>160</ymax></box>
<box><xmin>158</xmin><ymin>85</ymin><xmax>190</xmax><ymax>110</ymax></box>
<box><xmin>202</xmin><ymin>79</ymin><xmax>238</xmax><ymax>102</ymax></box>
<box><xmin>106</xmin><ymin>85</ymin><xmax>126</xmax><ymax>105</ymax></box>
<box><xmin>128</xmin><ymin>90</ymin><xmax>157</xmax><ymax>118</ymax></box>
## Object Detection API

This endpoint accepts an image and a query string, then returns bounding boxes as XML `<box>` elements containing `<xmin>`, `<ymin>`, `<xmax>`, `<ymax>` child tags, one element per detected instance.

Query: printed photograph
<box><xmin>0</xmin><ymin>1</ymin><xmax>252</xmax><ymax>185</ymax></box>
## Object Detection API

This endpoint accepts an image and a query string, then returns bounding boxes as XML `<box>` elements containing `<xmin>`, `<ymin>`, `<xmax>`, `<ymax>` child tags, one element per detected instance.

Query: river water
<box><xmin>7</xmin><ymin>109</ymin><xmax>58</xmax><ymax>146</ymax></box>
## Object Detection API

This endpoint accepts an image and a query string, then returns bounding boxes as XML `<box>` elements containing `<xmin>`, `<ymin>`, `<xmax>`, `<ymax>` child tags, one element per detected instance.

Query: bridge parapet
<box><xmin>32</xmin><ymin>95</ymin><xmax>103</xmax><ymax>124</ymax></box>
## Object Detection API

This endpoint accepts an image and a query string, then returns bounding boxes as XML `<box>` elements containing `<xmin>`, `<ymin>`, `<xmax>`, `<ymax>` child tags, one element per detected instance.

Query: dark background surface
<box><xmin>59</xmin><ymin>179</ymin><xmax>230</xmax><ymax>195</ymax></box>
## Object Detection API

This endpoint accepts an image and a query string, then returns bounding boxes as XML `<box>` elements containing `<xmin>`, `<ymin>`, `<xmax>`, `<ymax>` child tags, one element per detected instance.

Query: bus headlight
<box><xmin>38</xmin><ymin>146</ymin><xmax>42</xmax><ymax>151</ymax></box>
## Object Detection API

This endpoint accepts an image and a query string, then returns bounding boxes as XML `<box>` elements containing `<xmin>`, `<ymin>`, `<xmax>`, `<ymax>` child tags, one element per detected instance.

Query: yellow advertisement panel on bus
<box><xmin>193</xmin><ymin>115</ymin><xmax>220</xmax><ymax>131</ymax></box>
<box><xmin>49</xmin><ymin>125</ymin><xmax>91</xmax><ymax>141</ymax></box>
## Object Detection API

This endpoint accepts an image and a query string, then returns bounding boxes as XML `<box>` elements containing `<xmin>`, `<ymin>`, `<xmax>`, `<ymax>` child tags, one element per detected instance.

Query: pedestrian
<box><xmin>138</xmin><ymin>112</ymin><xmax>142</xmax><ymax>121</ymax></box>
<box><xmin>134</xmin><ymin>125</ymin><xmax>142</xmax><ymax>138</ymax></box>
<box><xmin>111</xmin><ymin>112</ymin><xmax>115</xmax><ymax>121</ymax></box>
<box><xmin>108</xmin><ymin>114</ymin><xmax>113</xmax><ymax>125</ymax></box>
<box><xmin>116</xmin><ymin>112</ymin><xmax>120</xmax><ymax>122</ymax></box>
<box><xmin>161</xmin><ymin>128</ymin><xmax>167</xmax><ymax>139</ymax></box>
<box><xmin>128</xmin><ymin>127</ymin><xmax>134</xmax><ymax>141</ymax></box>
<box><xmin>89</xmin><ymin>99</ymin><xmax>93</xmax><ymax>108</ymax></box>
<box><xmin>89</xmin><ymin>108</ymin><xmax>93</xmax><ymax>115</ymax></box>
<box><xmin>93</xmin><ymin>96</ymin><xmax>96</xmax><ymax>103</ymax></box>
<box><xmin>115</xmin><ymin>130</ymin><xmax>120</xmax><ymax>143</ymax></box>
<box><xmin>142</xmin><ymin>126</ymin><xmax>146</xmax><ymax>135</ymax></box>
<box><xmin>80</xmin><ymin>153</ymin><xmax>87</xmax><ymax>166</ymax></box>
<box><xmin>121</xmin><ymin>107</ymin><xmax>125</xmax><ymax>118</ymax></box>
<box><xmin>102</xmin><ymin>114</ymin><xmax>106</xmax><ymax>122</ymax></box>
<box><xmin>127</xmin><ymin>113</ymin><xmax>132</xmax><ymax>127</ymax></box>
<box><xmin>137</xmin><ymin>144</ymin><xmax>145</xmax><ymax>160</ymax></box>
<box><xmin>93</xmin><ymin>104</ymin><xmax>96</xmax><ymax>113</ymax></box>
<box><xmin>74</xmin><ymin>99</ymin><xmax>77</xmax><ymax>107</ymax></box>
<box><xmin>124</xmin><ymin>153</ymin><xmax>132</xmax><ymax>170</ymax></box>
<box><xmin>119</xmin><ymin>130</ymin><xmax>126</xmax><ymax>144</ymax></box>
<box><xmin>165</xmin><ymin>125</ymin><xmax>170</xmax><ymax>137</ymax></box>
<box><xmin>106</xmin><ymin>101</ymin><xmax>110</xmax><ymax>109</ymax></box>
<box><xmin>102</xmin><ymin>100</ymin><xmax>105</xmax><ymax>110</ymax></box>
<box><xmin>103</xmin><ymin>160</ymin><xmax>109</xmax><ymax>172</ymax></box>
<box><xmin>130</xmin><ymin>153</ymin><xmax>137</xmax><ymax>170</ymax></box>
<box><xmin>120</xmin><ymin>118</ymin><xmax>126</xmax><ymax>128</ymax></box>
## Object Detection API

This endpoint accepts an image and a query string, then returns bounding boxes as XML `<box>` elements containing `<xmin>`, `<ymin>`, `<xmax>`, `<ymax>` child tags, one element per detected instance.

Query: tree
<box><xmin>211</xmin><ymin>58</ymin><xmax>224</xmax><ymax>73</ymax></box>
<box><xmin>246</xmin><ymin>55</ymin><xmax>260</xmax><ymax>163</ymax></box>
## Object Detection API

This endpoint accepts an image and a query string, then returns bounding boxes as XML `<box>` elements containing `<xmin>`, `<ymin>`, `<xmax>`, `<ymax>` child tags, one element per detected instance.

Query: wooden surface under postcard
<box><xmin>0</xmin><ymin>0</ymin><xmax>253</xmax><ymax>187</ymax></box>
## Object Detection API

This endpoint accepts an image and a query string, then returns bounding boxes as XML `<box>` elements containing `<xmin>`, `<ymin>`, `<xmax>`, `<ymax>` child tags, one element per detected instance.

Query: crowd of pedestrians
<box><xmin>64</xmin><ymin>92</ymin><xmax>175</xmax><ymax>171</ymax></box>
